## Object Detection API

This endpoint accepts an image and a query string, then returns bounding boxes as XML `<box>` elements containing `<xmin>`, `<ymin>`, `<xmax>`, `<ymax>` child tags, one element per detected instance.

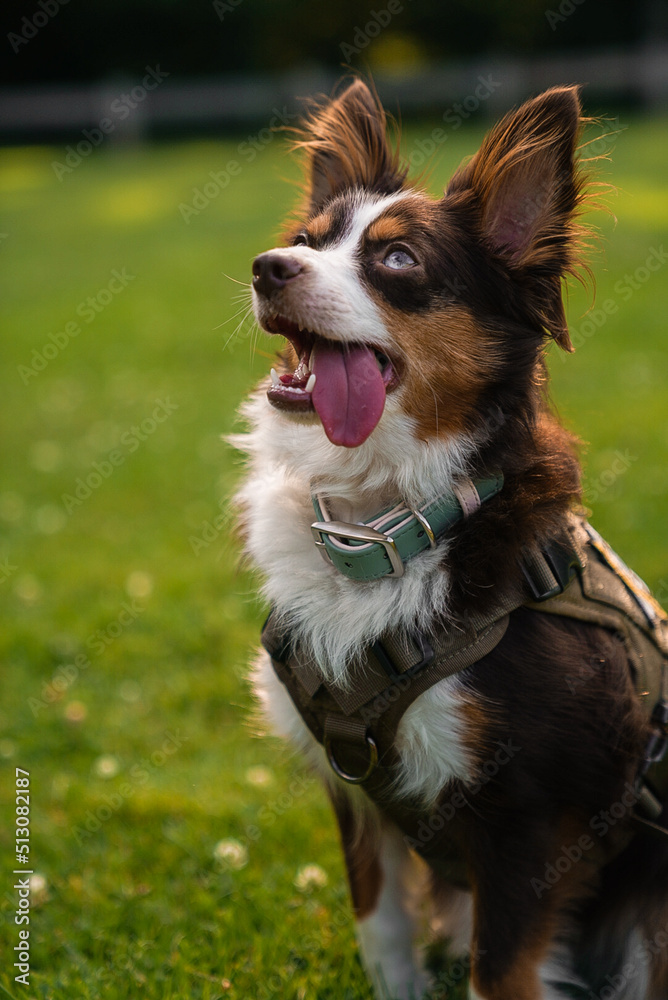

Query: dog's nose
<box><xmin>252</xmin><ymin>252</ymin><xmax>303</xmax><ymax>299</ymax></box>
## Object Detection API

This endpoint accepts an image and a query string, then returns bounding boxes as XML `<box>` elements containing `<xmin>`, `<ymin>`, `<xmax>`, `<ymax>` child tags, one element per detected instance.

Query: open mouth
<box><xmin>264</xmin><ymin>314</ymin><xmax>399</xmax><ymax>448</ymax></box>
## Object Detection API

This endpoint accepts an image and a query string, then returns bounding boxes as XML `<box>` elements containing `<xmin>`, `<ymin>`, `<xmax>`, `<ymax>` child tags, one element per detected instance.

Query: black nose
<box><xmin>252</xmin><ymin>252</ymin><xmax>303</xmax><ymax>299</ymax></box>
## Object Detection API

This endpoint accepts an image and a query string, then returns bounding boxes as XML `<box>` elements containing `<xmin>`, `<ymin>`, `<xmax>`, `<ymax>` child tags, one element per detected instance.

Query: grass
<box><xmin>0</xmin><ymin>112</ymin><xmax>667</xmax><ymax>999</ymax></box>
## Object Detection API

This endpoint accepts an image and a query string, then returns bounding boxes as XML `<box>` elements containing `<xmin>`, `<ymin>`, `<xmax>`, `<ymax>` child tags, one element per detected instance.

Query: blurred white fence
<box><xmin>1</xmin><ymin>44</ymin><xmax>667</xmax><ymax>140</ymax></box>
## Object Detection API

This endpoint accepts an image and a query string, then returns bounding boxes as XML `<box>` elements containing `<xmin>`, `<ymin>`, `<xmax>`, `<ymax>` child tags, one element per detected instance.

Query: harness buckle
<box><xmin>371</xmin><ymin>629</ymin><xmax>435</xmax><ymax>684</ymax></box>
<box><xmin>651</xmin><ymin>699</ymin><xmax>668</xmax><ymax>738</ymax></box>
<box><xmin>310</xmin><ymin>520</ymin><xmax>405</xmax><ymax>578</ymax></box>
<box><xmin>640</xmin><ymin>700</ymin><xmax>668</xmax><ymax>776</ymax></box>
<box><xmin>521</xmin><ymin>541</ymin><xmax>582</xmax><ymax>602</ymax></box>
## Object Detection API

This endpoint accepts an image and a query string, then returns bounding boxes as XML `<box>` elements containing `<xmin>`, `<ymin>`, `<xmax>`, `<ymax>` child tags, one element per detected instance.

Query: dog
<box><xmin>232</xmin><ymin>79</ymin><xmax>668</xmax><ymax>1000</ymax></box>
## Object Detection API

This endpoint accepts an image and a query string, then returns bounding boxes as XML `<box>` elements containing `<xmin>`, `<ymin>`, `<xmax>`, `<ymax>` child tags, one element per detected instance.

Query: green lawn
<box><xmin>0</xmin><ymin>114</ymin><xmax>667</xmax><ymax>999</ymax></box>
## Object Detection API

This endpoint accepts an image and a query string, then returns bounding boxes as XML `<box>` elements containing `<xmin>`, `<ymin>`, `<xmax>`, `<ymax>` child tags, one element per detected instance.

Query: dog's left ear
<box><xmin>447</xmin><ymin>87</ymin><xmax>585</xmax><ymax>351</ymax></box>
<box><xmin>295</xmin><ymin>79</ymin><xmax>406</xmax><ymax>215</ymax></box>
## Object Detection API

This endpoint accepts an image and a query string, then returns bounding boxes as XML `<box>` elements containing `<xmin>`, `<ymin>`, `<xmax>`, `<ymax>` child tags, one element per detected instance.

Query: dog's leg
<box><xmin>329</xmin><ymin>791</ymin><xmax>430</xmax><ymax>1000</ymax></box>
<box><xmin>464</xmin><ymin>819</ymin><xmax>598</xmax><ymax>1000</ymax></box>
<box><xmin>430</xmin><ymin>878</ymin><xmax>473</xmax><ymax>957</ymax></box>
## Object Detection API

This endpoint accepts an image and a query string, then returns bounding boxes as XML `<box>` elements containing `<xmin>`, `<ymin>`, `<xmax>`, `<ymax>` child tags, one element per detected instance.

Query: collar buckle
<box><xmin>310</xmin><ymin>473</ymin><xmax>504</xmax><ymax>582</ymax></box>
<box><xmin>311</xmin><ymin>520</ymin><xmax>405</xmax><ymax>578</ymax></box>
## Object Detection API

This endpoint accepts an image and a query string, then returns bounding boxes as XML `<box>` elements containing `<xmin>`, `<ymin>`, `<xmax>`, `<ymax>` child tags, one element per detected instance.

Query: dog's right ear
<box><xmin>293</xmin><ymin>79</ymin><xmax>407</xmax><ymax>215</ymax></box>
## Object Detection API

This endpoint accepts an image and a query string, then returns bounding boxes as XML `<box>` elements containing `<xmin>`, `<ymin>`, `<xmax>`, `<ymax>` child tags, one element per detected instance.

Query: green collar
<box><xmin>310</xmin><ymin>473</ymin><xmax>504</xmax><ymax>581</ymax></box>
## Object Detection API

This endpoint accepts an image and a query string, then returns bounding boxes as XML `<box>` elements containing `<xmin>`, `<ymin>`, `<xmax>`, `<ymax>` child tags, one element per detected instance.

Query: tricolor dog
<box><xmin>232</xmin><ymin>80</ymin><xmax>668</xmax><ymax>999</ymax></box>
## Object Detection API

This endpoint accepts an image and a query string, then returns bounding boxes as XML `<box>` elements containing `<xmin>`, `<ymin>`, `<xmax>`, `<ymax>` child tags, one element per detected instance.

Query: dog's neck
<box><xmin>233</xmin><ymin>395</ymin><xmax>486</xmax><ymax>683</ymax></box>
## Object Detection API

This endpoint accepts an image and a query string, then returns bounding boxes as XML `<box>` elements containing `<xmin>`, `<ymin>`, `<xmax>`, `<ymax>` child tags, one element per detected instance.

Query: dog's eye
<box><xmin>383</xmin><ymin>248</ymin><xmax>416</xmax><ymax>270</ymax></box>
<box><xmin>292</xmin><ymin>233</ymin><xmax>308</xmax><ymax>247</ymax></box>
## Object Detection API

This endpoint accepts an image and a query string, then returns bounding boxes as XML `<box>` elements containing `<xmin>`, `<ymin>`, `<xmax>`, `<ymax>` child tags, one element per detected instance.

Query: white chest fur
<box><xmin>233</xmin><ymin>395</ymin><xmax>478</xmax><ymax>803</ymax></box>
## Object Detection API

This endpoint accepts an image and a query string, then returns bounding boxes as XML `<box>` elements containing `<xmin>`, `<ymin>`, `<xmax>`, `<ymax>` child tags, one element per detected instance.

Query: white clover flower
<box><xmin>214</xmin><ymin>838</ymin><xmax>248</xmax><ymax>870</ymax></box>
<box><xmin>294</xmin><ymin>864</ymin><xmax>328</xmax><ymax>892</ymax></box>
<box><xmin>29</xmin><ymin>874</ymin><xmax>48</xmax><ymax>904</ymax></box>
<box><xmin>245</xmin><ymin>766</ymin><xmax>273</xmax><ymax>787</ymax></box>
<box><xmin>125</xmin><ymin>570</ymin><xmax>153</xmax><ymax>598</ymax></box>
<box><xmin>94</xmin><ymin>755</ymin><xmax>120</xmax><ymax>779</ymax></box>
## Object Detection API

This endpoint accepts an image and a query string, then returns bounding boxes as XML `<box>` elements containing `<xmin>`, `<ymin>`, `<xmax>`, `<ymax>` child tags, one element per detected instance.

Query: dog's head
<box><xmin>251</xmin><ymin>79</ymin><xmax>590</xmax><ymax>455</ymax></box>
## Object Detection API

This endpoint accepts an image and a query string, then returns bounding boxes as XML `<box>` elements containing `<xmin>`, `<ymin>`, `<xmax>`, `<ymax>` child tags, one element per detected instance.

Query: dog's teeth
<box><xmin>270</xmin><ymin>368</ymin><xmax>280</xmax><ymax>386</ymax></box>
<box><xmin>305</xmin><ymin>373</ymin><xmax>316</xmax><ymax>393</ymax></box>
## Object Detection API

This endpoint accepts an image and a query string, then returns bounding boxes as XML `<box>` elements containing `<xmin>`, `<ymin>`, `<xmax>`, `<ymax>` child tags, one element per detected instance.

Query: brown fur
<box><xmin>365</xmin><ymin>212</ymin><xmax>416</xmax><ymax>246</ymax></box>
<box><xmin>446</xmin><ymin>87</ymin><xmax>599</xmax><ymax>352</ymax></box>
<box><xmin>286</xmin><ymin>84</ymin><xmax>590</xmax><ymax>610</ymax></box>
<box><xmin>290</xmin><ymin>78</ymin><xmax>407</xmax><ymax>216</ymax></box>
<box><xmin>372</xmin><ymin>301</ymin><xmax>504</xmax><ymax>440</ymax></box>
<box><xmin>305</xmin><ymin>207</ymin><xmax>338</xmax><ymax>243</ymax></box>
<box><xmin>329</xmin><ymin>791</ymin><xmax>384</xmax><ymax>920</ymax></box>
<box><xmin>247</xmin><ymin>78</ymin><xmax>668</xmax><ymax>998</ymax></box>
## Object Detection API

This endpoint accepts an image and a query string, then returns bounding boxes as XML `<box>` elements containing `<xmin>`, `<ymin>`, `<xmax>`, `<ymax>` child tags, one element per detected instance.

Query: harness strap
<box><xmin>263</xmin><ymin>613</ymin><xmax>511</xmax><ymax>778</ymax></box>
<box><xmin>262</xmin><ymin>516</ymin><xmax>668</xmax><ymax>851</ymax></box>
<box><xmin>263</xmin><ymin>608</ymin><xmax>512</xmax><ymax>876</ymax></box>
<box><xmin>635</xmin><ymin>679</ymin><xmax>668</xmax><ymax>838</ymax></box>
<box><xmin>524</xmin><ymin>520</ymin><xmax>668</xmax><ymax>837</ymax></box>
<box><xmin>262</xmin><ymin>529</ymin><xmax>575</xmax><ymax>787</ymax></box>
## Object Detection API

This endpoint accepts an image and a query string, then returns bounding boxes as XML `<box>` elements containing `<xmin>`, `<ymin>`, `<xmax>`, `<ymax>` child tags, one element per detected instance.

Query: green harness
<box><xmin>262</xmin><ymin>508</ymin><xmax>668</xmax><ymax>869</ymax></box>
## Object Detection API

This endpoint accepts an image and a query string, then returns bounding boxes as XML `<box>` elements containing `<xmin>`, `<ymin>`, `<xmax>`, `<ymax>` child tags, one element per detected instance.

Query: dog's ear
<box><xmin>294</xmin><ymin>79</ymin><xmax>406</xmax><ymax>215</ymax></box>
<box><xmin>447</xmin><ymin>87</ymin><xmax>586</xmax><ymax>351</ymax></box>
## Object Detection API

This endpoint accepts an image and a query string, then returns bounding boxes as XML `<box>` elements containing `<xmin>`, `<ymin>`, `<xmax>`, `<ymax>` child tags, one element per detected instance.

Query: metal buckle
<box><xmin>324</xmin><ymin>731</ymin><xmax>378</xmax><ymax>784</ymax></box>
<box><xmin>310</xmin><ymin>520</ymin><xmax>405</xmax><ymax>578</ymax></box>
<box><xmin>410</xmin><ymin>508</ymin><xmax>437</xmax><ymax>549</ymax></box>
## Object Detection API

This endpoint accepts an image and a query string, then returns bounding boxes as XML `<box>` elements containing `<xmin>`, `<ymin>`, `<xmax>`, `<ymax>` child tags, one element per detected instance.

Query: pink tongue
<box><xmin>311</xmin><ymin>340</ymin><xmax>386</xmax><ymax>448</ymax></box>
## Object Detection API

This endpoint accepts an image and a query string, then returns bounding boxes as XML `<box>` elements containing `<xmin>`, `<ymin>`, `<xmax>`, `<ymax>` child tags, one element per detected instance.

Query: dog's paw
<box><xmin>370</xmin><ymin>964</ymin><xmax>432</xmax><ymax>1000</ymax></box>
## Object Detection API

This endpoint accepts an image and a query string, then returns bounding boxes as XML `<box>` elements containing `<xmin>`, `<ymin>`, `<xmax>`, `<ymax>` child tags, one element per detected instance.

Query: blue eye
<box><xmin>383</xmin><ymin>249</ymin><xmax>416</xmax><ymax>270</ymax></box>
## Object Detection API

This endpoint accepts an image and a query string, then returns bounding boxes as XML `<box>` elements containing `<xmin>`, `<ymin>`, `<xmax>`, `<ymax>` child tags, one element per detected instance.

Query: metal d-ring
<box><xmin>324</xmin><ymin>732</ymin><xmax>378</xmax><ymax>784</ymax></box>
